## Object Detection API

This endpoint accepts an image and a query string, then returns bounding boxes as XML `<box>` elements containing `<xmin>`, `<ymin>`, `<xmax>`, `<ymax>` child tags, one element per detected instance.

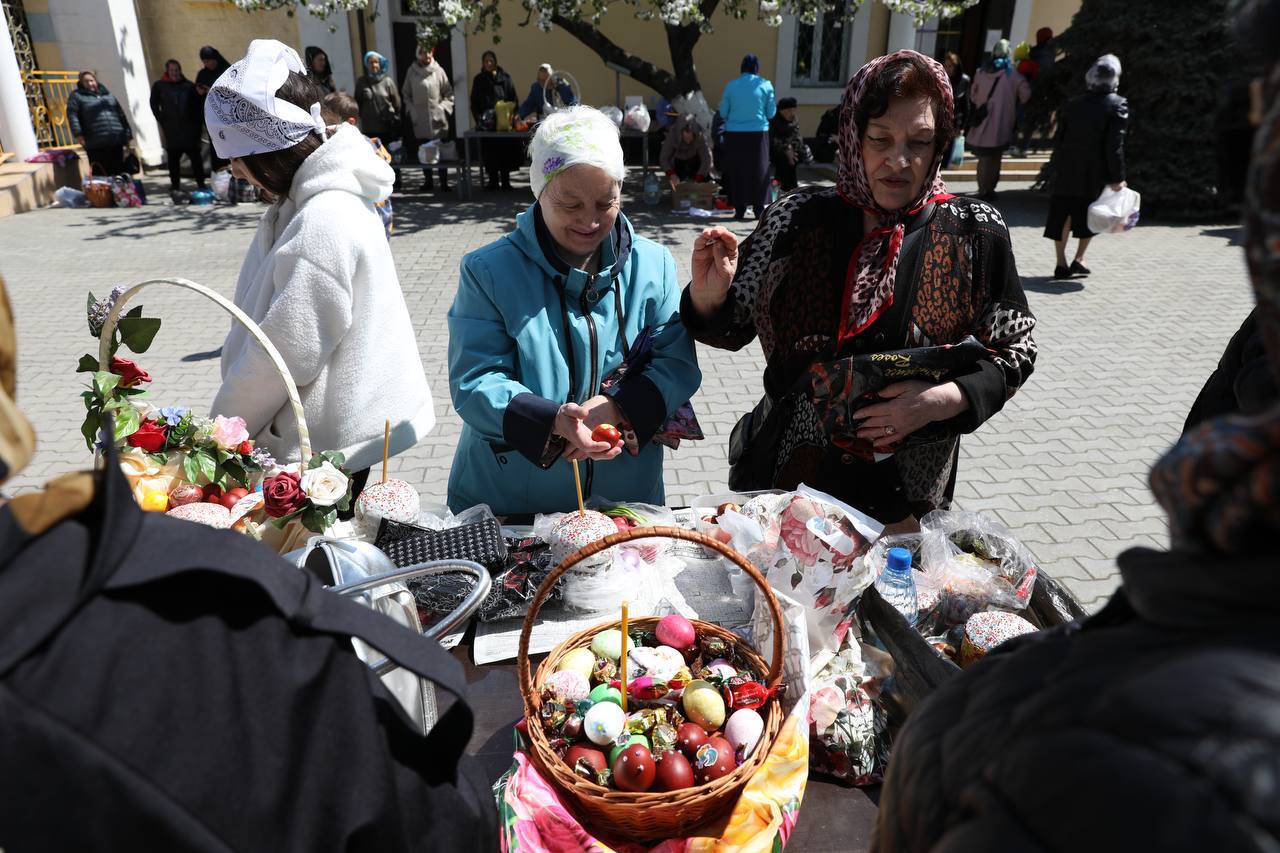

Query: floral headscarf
<box><xmin>1148</xmin><ymin>62</ymin><xmax>1280</xmax><ymax>552</ymax></box>
<box><xmin>835</xmin><ymin>49</ymin><xmax>955</xmax><ymax>340</ymax></box>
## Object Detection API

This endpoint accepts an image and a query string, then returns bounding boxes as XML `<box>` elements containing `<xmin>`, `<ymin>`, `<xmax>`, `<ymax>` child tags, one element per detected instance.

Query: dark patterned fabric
<box><xmin>1149</xmin><ymin>63</ymin><xmax>1280</xmax><ymax>553</ymax></box>
<box><xmin>375</xmin><ymin>516</ymin><xmax>508</xmax><ymax>572</ymax></box>
<box><xmin>685</xmin><ymin>189</ymin><xmax>1036</xmax><ymax>521</ymax></box>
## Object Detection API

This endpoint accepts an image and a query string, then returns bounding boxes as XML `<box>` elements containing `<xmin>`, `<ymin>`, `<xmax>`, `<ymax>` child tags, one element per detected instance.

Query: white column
<box><xmin>886</xmin><ymin>12</ymin><xmax>917</xmax><ymax>54</ymax></box>
<box><xmin>451</xmin><ymin>26</ymin><xmax>470</xmax><ymax>134</ymax></box>
<box><xmin>0</xmin><ymin>15</ymin><xmax>39</xmax><ymax>159</ymax></box>
<box><xmin>1010</xmin><ymin>0</ymin><xmax>1034</xmax><ymax>46</ymax></box>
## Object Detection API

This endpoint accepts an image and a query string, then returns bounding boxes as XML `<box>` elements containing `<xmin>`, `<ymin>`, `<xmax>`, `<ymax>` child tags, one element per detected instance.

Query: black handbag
<box><xmin>727</xmin><ymin>392</ymin><xmax>788</xmax><ymax>492</ymax></box>
<box><xmin>375</xmin><ymin>516</ymin><xmax>508</xmax><ymax>573</ymax></box>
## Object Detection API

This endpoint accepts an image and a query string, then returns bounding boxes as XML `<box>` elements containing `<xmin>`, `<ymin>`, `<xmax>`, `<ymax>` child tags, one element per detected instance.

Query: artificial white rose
<box><xmin>299</xmin><ymin>461</ymin><xmax>349</xmax><ymax>507</ymax></box>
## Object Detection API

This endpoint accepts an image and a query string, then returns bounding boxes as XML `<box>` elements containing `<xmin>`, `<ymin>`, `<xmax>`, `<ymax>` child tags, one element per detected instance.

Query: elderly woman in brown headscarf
<box><xmin>873</xmin><ymin>3</ymin><xmax>1280</xmax><ymax>847</ymax></box>
<box><xmin>683</xmin><ymin>49</ymin><xmax>1037</xmax><ymax>525</ymax></box>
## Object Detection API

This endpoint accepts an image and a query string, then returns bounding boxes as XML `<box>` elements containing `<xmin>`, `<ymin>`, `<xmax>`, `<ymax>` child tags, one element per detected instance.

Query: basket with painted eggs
<box><xmin>519</xmin><ymin>524</ymin><xmax>785</xmax><ymax>840</ymax></box>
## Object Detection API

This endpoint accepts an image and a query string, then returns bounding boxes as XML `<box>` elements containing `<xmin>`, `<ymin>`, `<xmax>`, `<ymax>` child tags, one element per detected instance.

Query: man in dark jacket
<box><xmin>1043</xmin><ymin>54</ymin><xmax>1128</xmax><ymax>279</ymax></box>
<box><xmin>0</xmin><ymin>277</ymin><xmax>498</xmax><ymax>850</ymax></box>
<box><xmin>66</xmin><ymin>70</ymin><xmax>133</xmax><ymax>176</ymax></box>
<box><xmin>874</xmin><ymin>10</ymin><xmax>1280</xmax><ymax>846</ymax></box>
<box><xmin>470</xmin><ymin>50</ymin><xmax>520</xmax><ymax>190</ymax></box>
<box><xmin>769</xmin><ymin>96</ymin><xmax>810</xmax><ymax>191</ymax></box>
<box><xmin>150</xmin><ymin>59</ymin><xmax>207</xmax><ymax>197</ymax></box>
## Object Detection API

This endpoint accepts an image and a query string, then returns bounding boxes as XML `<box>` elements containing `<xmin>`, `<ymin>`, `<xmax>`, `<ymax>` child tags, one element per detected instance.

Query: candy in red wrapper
<box><xmin>721</xmin><ymin>676</ymin><xmax>777</xmax><ymax>711</ymax></box>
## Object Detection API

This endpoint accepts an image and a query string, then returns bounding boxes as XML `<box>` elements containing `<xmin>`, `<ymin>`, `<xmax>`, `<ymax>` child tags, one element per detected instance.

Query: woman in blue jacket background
<box><xmin>447</xmin><ymin>106</ymin><xmax>702</xmax><ymax>515</ymax></box>
<box><xmin>718</xmin><ymin>53</ymin><xmax>777</xmax><ymax>220</ymax></box>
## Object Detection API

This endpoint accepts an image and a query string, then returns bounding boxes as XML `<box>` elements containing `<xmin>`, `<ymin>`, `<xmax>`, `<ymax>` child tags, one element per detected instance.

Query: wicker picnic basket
<box><xmin>98</xmin><ymin>277</ymin><xmax>321</xmax><ymax>550</ymax></box>
<box><xmin>518</xmin><ymin>525</ymin><xmax>786</xmax><ymax>840</ymax></box>
<box><xmin>83</xmin><ymin>176</ymin><xmax>115</xmax><ymax>208</ymax></box>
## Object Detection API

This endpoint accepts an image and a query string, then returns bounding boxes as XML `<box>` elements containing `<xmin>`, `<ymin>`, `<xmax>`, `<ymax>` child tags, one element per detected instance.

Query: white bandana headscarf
<box><xmin>1086</xmin><ymin>54</ymin><xmax>1122</xmax><ymax>92</ymax></box>
<box><xmin>204</xmin><ymin>39</ymin><xmax>326</xmax><ymax>159</ymax></box>
<box><xmin>528</xmin><ymin>105</ymin><xmax>626</xmax><ymax>198</ymax></box>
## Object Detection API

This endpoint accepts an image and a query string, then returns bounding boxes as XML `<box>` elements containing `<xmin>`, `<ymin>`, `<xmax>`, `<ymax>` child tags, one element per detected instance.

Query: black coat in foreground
<box><xmin>873</xmin><ymin>545</ymin><xmax>1280</xmax><ymax>852</ymax></box>
<box><xmin>0</xmin><ymin>463</ymin><xmax>497</xmax><ymax>852</ymax></box>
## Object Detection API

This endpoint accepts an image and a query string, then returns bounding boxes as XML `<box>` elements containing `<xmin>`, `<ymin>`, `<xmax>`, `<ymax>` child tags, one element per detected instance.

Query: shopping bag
<box><xmin>948</xmin><ymin>135</ymin><xmax>965</xmax><ymax>168</ymax></box>
<box><xmin>1087</xmin><ymin>185</ymin><xmax>1141</xmax><ymax>234</ymax></box>
<box><xmin>210</xmin><ymin>169</ymin><xmax>232</xmax><ymax>201</ymax></box>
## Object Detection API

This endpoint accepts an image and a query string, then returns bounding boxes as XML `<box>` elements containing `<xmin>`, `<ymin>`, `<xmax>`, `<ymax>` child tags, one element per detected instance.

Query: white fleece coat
<box><xmin>211</xmin><ymin>123</ymin><xmax>434</xmax><ymax>473</ymax></box>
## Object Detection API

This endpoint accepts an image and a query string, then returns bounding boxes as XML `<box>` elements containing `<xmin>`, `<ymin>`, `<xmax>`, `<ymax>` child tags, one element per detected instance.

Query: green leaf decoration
<box><xmin>125</xmin><ymin>305</ymin><xmax>142</xmax><ymax>319</ymax></box>
<box><xmin>117</xmin><ymin>317</ymin><xmax>162</xmax><ymax>355</ymax></box>
<box><xmin>183</xmin><ymin>453</ymin><xmax>200</xmax><ymax>484</ymax></box>
<box><xmin>93</xmin><ymin>371</ymin><xmax>121</xmax><ymax>397</ymax></box>
<box><xmin>112</xmin><ymin>405</ymin><xmax>141</xmax><ymax>444</ymax></box>
<box><xmin>77</xmin><ymin>354</ymin><xmax>99</xmax><ymax>373</ymax></box>
<box><xmin>81</xmin><ymin>412</ymin><xmax>100</xmax><ymax>451</ymax></box>
<box><xmin>196</xmin><ymin>450</ymin><xmax>217</xmax><ymax>485</ymax></box>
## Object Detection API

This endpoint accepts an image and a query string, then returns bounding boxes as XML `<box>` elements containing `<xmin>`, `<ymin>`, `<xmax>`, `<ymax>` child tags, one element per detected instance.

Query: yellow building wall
<box><xmin>464</xmin><ymin>1</ymin><xmax>781</xmax><ymax>112</ymax></box>
<box><xmin>22</xmin><ymin>0</ymin><xmax>64</xmax><ymax>70</ymax></box>
<box><xmin>1026</xmin><ymin>0</ymin><xmax>1078</xmax><ymax>45</ymax></box>
<box><xmin>133</xmin><ymin>0</ymin><xmax>299</xmax><ymax>85</ymax></box>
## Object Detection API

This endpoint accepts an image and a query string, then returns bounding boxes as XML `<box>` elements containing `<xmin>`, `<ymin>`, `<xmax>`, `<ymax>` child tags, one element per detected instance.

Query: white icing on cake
<box><xmin>354</xmin><ymin>479</ymin><xmax>421</xmax><ymax>539</ymax></box>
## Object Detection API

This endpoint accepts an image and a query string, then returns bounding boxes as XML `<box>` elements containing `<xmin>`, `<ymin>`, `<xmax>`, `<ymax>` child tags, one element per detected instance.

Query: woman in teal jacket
<box><xmin>447</xmin><ymin>106</ymin><xmax>702</xmax><ymax>515</ymax></box>
<box><xmin>719</xmin><ymin>53</ymin><xmax>777</xmax><ymax>220</ymax></box>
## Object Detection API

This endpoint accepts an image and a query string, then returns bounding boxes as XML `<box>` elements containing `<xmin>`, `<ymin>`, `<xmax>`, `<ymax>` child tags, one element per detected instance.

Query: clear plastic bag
<box><xmin>622</xmin><ymin>104</ymin><xmax>651</xmax><ymax>132</ymax></box>
<box><xmin>917</xmin><ymin>510</ymin><xmax>1038</xmax><ymax>627</ymax></box>
<box><xmin>54</xmin><ymin>186</ymin><xmax>88</xmax><ymax>208</ymax></box>
<box><xmin>599</xmin><ymin>105</ymin><xmax>624</xmax><ymax>128</ymax></box>
<box><xmin>1087</xmin><ymin>185</ymin><xmax>1141</xmax><ymax>234</ymax></box>
<box><xmin>532</xmin><ymin>509</ymin><xmax>660</xmax><ymax>614</ymax></box>
<box><xmin>210</xmin><ymin>169</ymin><xmax>232</xmax><ymax>201</ymax></box>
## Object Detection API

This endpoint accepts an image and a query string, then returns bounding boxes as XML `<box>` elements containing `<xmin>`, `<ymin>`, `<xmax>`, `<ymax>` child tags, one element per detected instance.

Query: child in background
<box><xmin>769</xmin><ymin>96</ymin><xmax>811</xmax><ymax>192</ymax></box>
<box><xmin>322</xmin><ymin>91</ymin><xmax>394</xmax><ymax>236</ymax></box>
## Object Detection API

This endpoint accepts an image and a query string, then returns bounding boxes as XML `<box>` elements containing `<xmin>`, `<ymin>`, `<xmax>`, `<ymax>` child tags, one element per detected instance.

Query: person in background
<box><xmin>446</xmin><ymin>106</ymin><xmax>702</xmax><ymax>514</ymax></box>
<box><xmin>1029</xmin><ymin>27</ymin><xmax>1056</xmax><ymax>77</ymax></box>
<box><xmin>1043</xmin><ymin>54</ymin><xmax>1127</xmax><ymax>279</ymax></box>
<box><xmin>812</xmin><ymin>104</ymin><xmax>841</xmax><ymax>163</ymax></box>
<box><xmin>195</xmin><ymin>46</ymin><xmax>232</xmax><ymax>171</ymax></box>
<box><xmin>305</xmin><ymin>46</ymin><xmax>336</xmax><ymax>95</ymax></box>
<box><xmin>873</xmin><ymin>8</ymin><xmax>1280</xmax><ymax>847</ymax></box>
<box><xmin>519</xmin><ymin>63</ymin><xmax>575</xmax><ymax>122</ymax></box>
<box><xmin>769</xmin><ymin>96</ymin><xmax>811</xmax><ymax>192</ymax></box>
<box><xmin>684</xmin><ymin>51</ymin><xmax>1036</xmax><ymax>524</ymax></box>
<box><xmin>470</xmin><ymin>50</ymin><xmax>520</xmax><ymax>190</ymax></box>
<box><xmin>66</xmin><ymin>71</ymin><xmax>133</xmax><ymax>176</ymax></box>
<box><xmin>718</xmin><ymin>53</ymin><xmax>777</xmax><ymax>220</ymax></box>
<box><xmin>944</xmin><ymin>52</ymin><xmax>971</xmax><ymax>139</ymax></box>
<box><xmin>150</xmin><ymin>59</ymin><xmax>207</xmax><ymax>200</ymax></box>
<box><xmin>660</xmin><ymin>113</ymin><xmax>714</xmax><ymax>188</ymax></box>
<box><xmin>323</xmin><ymin>92</ymin><xmax>395</xmax><ymax>236</ymax></box>
<box><xmin>355</xmin><ymin>51</ymin><xmax>402</xmax><ymax>143</ymax></box>
<box><xmin>401</xmin><ymin>45</ymin><xmax>454</xmax><ymax>193</ymax></box>
<box><xmin>205</xmin><ymin>40</ymin><xmax>433</xmax><ymax>508</ymax></box>
<box><xmin>967</xmin><ymin>39</ymin><xmax>1031</xmax><ymax>201</ymax></box>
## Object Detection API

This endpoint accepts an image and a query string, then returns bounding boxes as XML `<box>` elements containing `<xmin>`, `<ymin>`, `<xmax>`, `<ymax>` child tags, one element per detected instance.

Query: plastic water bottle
<box><xmin>643</xmin><ymin>172</ymin><xmax>661</xmax><ymax>205</ymax></box>
<box><xmin>875</xmin><ymin>547</ymin><xmax>919</xmax><ymax>628</ymax></box>
<box><xmin>769</xmin><ymin>179</ymin><xmax>780</xmax><ymax>204</ymax></box>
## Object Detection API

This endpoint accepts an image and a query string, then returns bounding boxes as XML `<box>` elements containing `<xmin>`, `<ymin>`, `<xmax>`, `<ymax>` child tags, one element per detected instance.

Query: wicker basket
<box><xmin>98</xmin><ymin>278</ymin><xmax>318</xmax><ymax>547</ymax></box>
<box><xmin>83</xmin><ymin>177</ymin><xmax>115</xmax><ymax>208</ymax></box>
<box><xmin>518</xmin><ymin>525</ymin><xmax>785</xmax><ymax>840</ymax></box>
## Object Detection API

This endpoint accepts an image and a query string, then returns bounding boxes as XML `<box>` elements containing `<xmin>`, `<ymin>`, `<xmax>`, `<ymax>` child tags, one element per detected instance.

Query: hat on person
<box><xmin>1086</xmin><ymin>54</ymin><xmax>1122</xmax><ymax>92</ymax></box>
<box><xmin>777</xmin><ymin>96</ymin><xmax>798</xmax><ymax>111</ymax></box>
<box><xmin>203</xmin><ymin>39</ymin><xmax>326</xmax><ymax>160</ymax></box>
<box><xmin>528</xmin><ymin>105</ymin><xmax>625</xmax><ymax>199</ymax></box>
<box><xmin>741</xmin><ymin>53</ymin><xmax>760</xmax><ymax>74</ymax></box>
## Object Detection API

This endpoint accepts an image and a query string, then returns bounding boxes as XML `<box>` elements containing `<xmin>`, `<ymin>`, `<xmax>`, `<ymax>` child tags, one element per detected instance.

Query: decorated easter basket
<box><xmin>519</xmin><ymin>525</ymin><xmax>786</xmax><ymax>840</ymax></box>
<box><xmin>96</xmin><ymin>277</ymin><xmax>339</xmax><ymax>551</ymax></box>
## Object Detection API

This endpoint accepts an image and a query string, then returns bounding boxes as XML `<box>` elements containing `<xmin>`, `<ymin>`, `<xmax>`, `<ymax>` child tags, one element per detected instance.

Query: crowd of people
<box><xmin>15</xmin><ymin>5</ymin><xmax>1280</xmax><ymax>845</ymax></box>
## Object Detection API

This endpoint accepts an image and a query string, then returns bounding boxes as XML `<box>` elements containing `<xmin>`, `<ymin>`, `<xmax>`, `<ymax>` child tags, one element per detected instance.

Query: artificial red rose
<box><xmin>237</xmin><ymin>440</ymin><xmax>253</xmax><ymax>455</ymax></box>
<box><xmin>110</xmin><ymin>356</ymin><xmax>152</xmax><ymax>388</ymax></box>
<box><xmin>126</xmin><ymin>419</ymin><xmax>168</xmax><ymax>453</ymax></box>
<box><xmin>262</xmin><ymin>471</ymin><xmax>306</xmax><ymax>518</ymax></box>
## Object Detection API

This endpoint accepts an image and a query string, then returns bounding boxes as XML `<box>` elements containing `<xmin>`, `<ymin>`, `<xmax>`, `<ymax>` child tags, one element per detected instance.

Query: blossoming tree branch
<box><xmin>231</xmin><ymin>0</ymin><xmax>977</xmax><ymax>107</ymax></box>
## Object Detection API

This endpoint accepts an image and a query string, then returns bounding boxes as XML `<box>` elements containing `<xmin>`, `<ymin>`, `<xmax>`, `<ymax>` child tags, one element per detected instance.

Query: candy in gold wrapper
<box><xmin>540</xmin><ymin>701</ymin><xmax>567</xmax><ymax>732</ymax></box>
<box><xmin>592</xmin><ymin>655</ymin><xmax>618</xmax><ymax>685</ymax></box>
<box><xmin>651</xmin><ymin>722</ymin><xmax>678</xmax><ymax>753</ymax></box>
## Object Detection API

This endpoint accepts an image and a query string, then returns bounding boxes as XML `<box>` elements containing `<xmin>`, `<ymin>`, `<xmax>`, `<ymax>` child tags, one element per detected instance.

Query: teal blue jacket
<box><xmin>446</xmin><ymin>204</ymin><xmax>702</xmax><ymax>515</ymax></box>
<box><xmin>719</xmin><ymin>73</ymin><xmax>777</xmax><ymax>132</ymax></box>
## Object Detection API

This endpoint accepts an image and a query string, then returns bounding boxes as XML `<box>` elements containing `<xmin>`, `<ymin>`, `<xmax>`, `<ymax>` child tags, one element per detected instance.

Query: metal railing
<box><xmin>21</xmin><ymin>70</ymin><xmax>79</xmax><ymax>149</ymax></box>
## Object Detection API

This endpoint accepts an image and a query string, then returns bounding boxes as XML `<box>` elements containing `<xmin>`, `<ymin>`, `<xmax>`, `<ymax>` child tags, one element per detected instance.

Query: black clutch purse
<box><xmin>375</xmin><ymin>516</ymin><xmax>509</xmax><ymax>573</ymax></box>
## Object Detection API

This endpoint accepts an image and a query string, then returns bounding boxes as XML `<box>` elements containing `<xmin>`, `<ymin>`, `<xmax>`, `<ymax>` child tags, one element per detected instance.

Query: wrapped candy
<box><xmin>651</xmin><ymin>722</ymin><xmax>678</xmax><ymax>754</ymax></box>
<box><xmin>611</xmin><ymin>675</ymin><xmax>679</xmax><ymax>702</ymax></box>
<box><xmin>562</xmin><ymin>714</ymin><xmax>583</xmax><ymax>740</ymax></box>
<box><xmin>548</xmin><ymin>736</ymin><xmax>571</xmax><ymax>759</ymax></box>
<box><xmin>699</xmin><ymin>635</ymin><xmax>733</xmax><ymax>661</ymax></box>
<box><xmin>721</xmin><ymin>676</ymin><xmax>779</xmax><ymax>712</ymax></box>
<box><xmin>592</xmin><ymin>655</ymin><xmax>618</xmax><ymax>685</ymax></box>
<box><xmin>540</xmin><ymin>700</ymin><xmax>568</xmax><ymax>732</ymax></box>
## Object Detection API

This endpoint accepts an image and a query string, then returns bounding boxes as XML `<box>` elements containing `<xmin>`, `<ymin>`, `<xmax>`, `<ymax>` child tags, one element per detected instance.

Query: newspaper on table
<box><xmin>473</xmin><ymin>508</ymin><xmax>754</xmax><ymax>665</ymax></box>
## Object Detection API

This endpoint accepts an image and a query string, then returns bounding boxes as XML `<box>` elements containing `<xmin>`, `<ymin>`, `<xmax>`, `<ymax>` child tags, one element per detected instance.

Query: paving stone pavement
<box><xmin>0</xmin><ymin>175</ymin><xmax>1252</xmax><ymax>612</ymax></box>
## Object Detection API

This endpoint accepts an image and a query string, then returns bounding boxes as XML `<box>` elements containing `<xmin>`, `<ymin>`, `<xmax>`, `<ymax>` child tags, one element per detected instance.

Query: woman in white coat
<box><xmin>204</xmin><ymin>40</ymin><xmax>434</xmax><ymax>503</ymax></box>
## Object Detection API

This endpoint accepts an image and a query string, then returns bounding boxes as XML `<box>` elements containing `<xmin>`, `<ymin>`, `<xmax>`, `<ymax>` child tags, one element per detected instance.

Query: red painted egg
<box><xmin>654</xmin><ymin>750</ymin><xmax>695</xmax><ymax>791</ymax></box>
<box><xmin>676</xmin><ymin>722</ymin><xmax>708</xmax><ymax>759</ymax></box>
<box><xmin>693</xmin><ymin>736</ymin><xmax>736</xmax><ymax>785</ymax></box>
<box><xmin>612</xmin><ymin>743</ymin><xmax>656</xmax><ymax>792</ymax></box>
<box><xmin>565</xmin><ymin>744</ymin><xmax>608</xmax><ymax>776</ymax></box>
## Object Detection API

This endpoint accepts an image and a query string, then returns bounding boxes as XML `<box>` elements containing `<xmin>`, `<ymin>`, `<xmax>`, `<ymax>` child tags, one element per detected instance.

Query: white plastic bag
<box><xmin>54</xmin><ymin>186</ymin><xmax>88</xmax><ymax>208</ymax></box>
<box><xmin>418</xmin><ymin>140</ymin><xmax>440</xmax><ymax>165</ymax></box>
<box><xmin>600</xmin><ymin>105</ymin><xmax>624</xmax><ymax>128</ymax></box>
<box><xmin>210</xmin><ymin>169</ymin><xmax>232</xmax><ymax>201</ymax></box>
<box><xmin>622</xmin><ymin>104</ymin><xmax>651</xmax><ymax>132</ymax></box>
<box><xmin>1087</xmin><ymin>185</ymin><xmax>1141</xmax><ymax>234</ymax></box>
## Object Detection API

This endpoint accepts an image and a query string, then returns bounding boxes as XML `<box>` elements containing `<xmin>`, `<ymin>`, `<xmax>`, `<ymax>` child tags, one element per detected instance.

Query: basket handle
<box><xmin>517</xmin><ymin>524</ymin><xmax>785</xmax><ymax>719</ymax></box>
<box><xmin>98</xmin><ymin>277</ymin><xmax>311</xmax><ymax>465</ymax></box>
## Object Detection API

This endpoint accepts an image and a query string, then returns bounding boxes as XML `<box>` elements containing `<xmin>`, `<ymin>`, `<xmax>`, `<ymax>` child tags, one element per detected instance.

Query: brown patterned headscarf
<box><xmin>0</xmin><ymin>278</ymin><xmax>35</xmax><ymax>486</ymax></box>
<box><xmin>836</xmin><ymin>50</ymin><xmax>954</xmax><ymax>341</ymax></box>
<box><xmin>1148</xmin><ymin>60</ymin><xmax>1280</xmax><ymax>552</ymax></box>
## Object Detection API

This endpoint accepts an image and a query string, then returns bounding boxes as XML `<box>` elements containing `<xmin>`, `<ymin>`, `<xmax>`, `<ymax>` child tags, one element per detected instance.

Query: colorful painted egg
<box><xmin>544</xmin><ymin>669</ymin><xmax>590</xmax><ymax>702</ymax></box>
<box><xmin>655</xmin><ymin>750</ymin><xmax>695</xmax><ymax>791</ymax></box>
<box><xmin>651</xmin><ymin>645</ymin><xmax>687</xmax><ymax>679</ymax></box>
<box><xmin>566</xmin><ymin>744</ymin><xmax>608</xmax><ymax>776</ymax></box>
<box><xmin>557</xmin><ymin>647</ymin><xmax>598</xmax><ymax>681</ymax></box>
<box><xmin>655</xmin><ymin>613</ymin><xmax>697</xmax><ymax>649</ymax></box>
<box><xmin>676</xmin><ymin>722</ymin><xmax>708</xmax><ymax>759</ymax></box>
<box><xmin>583</xmin><ymin>701</ymin><xmax>626</xmax><ymax>746</ymax></box>
<box><xmin>588</xmin><ymin>683</ymin><xmax>622</xmax><ymax>706</ymax></box>
<box><xmin>591</xmin><ymin>629</ymin><xmax>624</xmax><ymax>661</ymax></box>
<box><xmin>693</xmin><ymin>736</ymin><xmax>736</xmax><ymax>784</ymax></box>
<box><xmin>682</xmin><ymin>679</ymin><xmax>726</xmax><ymax>731</ymax></box>
<box><xmin>609</xmin><ymin>733</ymin><xmax>650</xmax><ymax>765</ymax></box>
<box><xmin>353</xmin><ymin>478</ymin><xmax>420</xmax><ymax>539</ymax></box>
<box><xmin>723</xmin><ymin>708</ymin><xmax>764</xmax><ymax>762</ymax></box>
<box><xmin>612</xmin><ymin>743</ymin><xmax>657</xmax><ymax>792</ymax></box>
<box><xmin>166</xmin><ymin>502</ymin><xmax>232</xmax><ymax>529</ymax></box>
<box><xmin>705</xmin><ymin>657</ymin><xmax>738</xmax><ymax>681</ymax></box>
